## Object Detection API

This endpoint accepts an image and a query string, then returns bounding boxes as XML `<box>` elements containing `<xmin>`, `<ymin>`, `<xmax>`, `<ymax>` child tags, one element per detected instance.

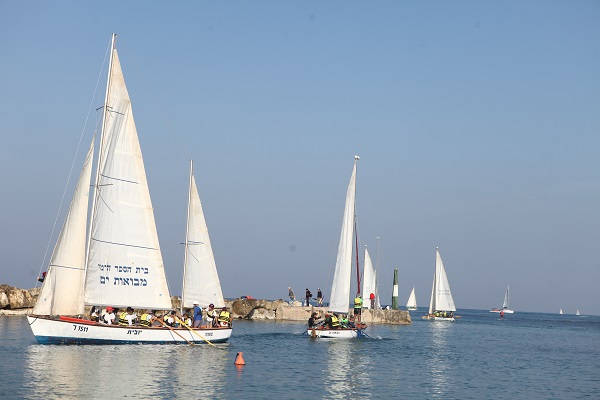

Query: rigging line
<box><xmin>37</xmin><ymin>38</ymin><xmax>112</xmax><ymax>285</ymax></box>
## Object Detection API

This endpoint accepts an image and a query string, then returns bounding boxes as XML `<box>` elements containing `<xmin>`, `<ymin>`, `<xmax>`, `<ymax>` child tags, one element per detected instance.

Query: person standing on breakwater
<box><xmin>305</xmin><ymin>288</ymin><xmax>312</xmax><ymax>307</ymax></box>
<box><xmin>288</xmin><ymin>287</ymin><xmax>295</xmax><ymax>305</ymax></box>
<box><xmin>317</xmin><ymin>288</ymin><xmax>323</xmax><ymax>307</ymax></box>
<box><xmin>193</xmin><ymin>301</ymin><xmax>203</xmax><ymax>328</ymax></box>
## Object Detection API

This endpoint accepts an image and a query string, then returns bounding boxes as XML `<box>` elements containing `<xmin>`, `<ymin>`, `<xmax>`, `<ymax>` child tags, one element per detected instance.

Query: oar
<box><xmin>175</xmin><ymin>317</ymin><xmax>220</xmax><ymax>348</ymax></box>
<box><xmin>157</xmin><ymin>318</ymin><xmax>194</xmax><ymax>345</ymax></box>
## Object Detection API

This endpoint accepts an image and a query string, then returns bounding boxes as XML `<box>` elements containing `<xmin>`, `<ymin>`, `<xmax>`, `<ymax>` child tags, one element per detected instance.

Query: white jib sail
<box><xmin>406</xmin><ymin>287</ymin><xmax>417</xmax><ymax>309</ymax></box>
<box><xmin>34</xmin><ymin>139</ymin><xmax>94</xmax><ymax>315</ymax></box>
<box><xmin>362</xmin><ymin>247</ymin><xmax>378</xmax><ymax>309</ymax></box>
<box><xmin>181</xmin><ymin>161</ymin><xmax>224</xmax><ymax>309</ymax></box>
<box><xmin>329</xmin><ymin>157</ymin><xmax>358</xmax><ymax>314</ymax></box>
<box><xmin>433</xmin><ymin>248</ymin><xmax>456</xmax><ymax>312</ymax></box>
<box><xmin>84</xmin><ymin>49</ymin><xmax>172</xmax><ymax>310</ymax></box>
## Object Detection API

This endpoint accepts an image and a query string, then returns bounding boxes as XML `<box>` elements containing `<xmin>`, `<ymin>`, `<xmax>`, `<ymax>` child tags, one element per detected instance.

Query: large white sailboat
<box><xmin>423</xmin><ymin>248</ymin><xmax>457</xmax><ymax>321</ymax></box>
<box><xmin>309</xmin><ymin>156</ymin><xmax>366</xmax><ymax>338</ymax></box>
<box><xmin>406</xmin><ymin>287</ymin><xmax>417</xmax><ymax>310</ymax></box>
<box><xmin>489</xmin><ymin>286</ymin><xmax>514</xmax><ymax>314</ymax></box>
<box><xmin>28</xmin><ymin>34</ymin><xmax>231</xmax><ymax>344</ymax></box>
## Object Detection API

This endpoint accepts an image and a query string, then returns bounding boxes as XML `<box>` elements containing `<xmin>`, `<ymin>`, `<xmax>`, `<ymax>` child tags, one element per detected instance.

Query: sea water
<box><xmin>1</xmin><ymin>309</ymin><xmax>598</xmax><ymax>399</ymax></box>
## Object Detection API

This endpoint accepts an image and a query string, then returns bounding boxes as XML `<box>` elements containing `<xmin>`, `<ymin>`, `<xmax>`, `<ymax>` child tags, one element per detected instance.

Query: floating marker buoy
<box><xmin>234</xmin><ymin>352</ymin><xmax>246</xmax><ymax>365</ymax></box>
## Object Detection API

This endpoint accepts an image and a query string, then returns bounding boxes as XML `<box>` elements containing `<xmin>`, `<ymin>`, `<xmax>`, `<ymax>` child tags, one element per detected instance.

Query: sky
<box><xmin>1</xmin><ymin>1</ymin><xmax>599</xmax><ymax>315</ymax></box>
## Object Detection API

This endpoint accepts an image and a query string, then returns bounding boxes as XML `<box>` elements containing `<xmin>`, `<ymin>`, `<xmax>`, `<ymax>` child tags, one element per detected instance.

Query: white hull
<box><xmin>28</xmin><ymin>316</ymin><xmax>232</xmax><ymax>345</ymax></box>
<box><xmin>422</xmin><ymin>314</ymin><xmax>455</xmax><ymax>321</ymax></box>
<box><xmin>406</xmin><ymin>306</ymin><xmax>418</xmax><ymax>311</ymax></box>
<box><xmin>489</xmin><ymin>309</ymin><xmax>514</xmax><ymax>314</ymax></box>
<box><xmin>307</xmin><ymin>328</ymin><xmax>363</xmax><ymax>338</ymax></box>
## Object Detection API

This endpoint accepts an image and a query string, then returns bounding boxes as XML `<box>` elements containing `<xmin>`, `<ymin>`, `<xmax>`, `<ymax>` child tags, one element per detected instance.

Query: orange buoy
<box><xmin>234</xmin><ymin>352</ymin><xmax>246</xmax><ymax>365</ymax></box>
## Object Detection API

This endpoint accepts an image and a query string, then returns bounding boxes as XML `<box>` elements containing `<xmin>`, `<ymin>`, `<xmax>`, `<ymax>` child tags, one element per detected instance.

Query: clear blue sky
<box><xmin>1</xmin><ymin>1</ymin><xmax>599</xmax><ymax>314</ymax></box>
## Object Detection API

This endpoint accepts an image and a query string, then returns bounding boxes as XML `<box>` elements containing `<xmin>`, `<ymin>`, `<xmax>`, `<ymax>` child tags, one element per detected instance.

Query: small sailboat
<box><xmin>406</xmin><ymin>287</ymin><xmax>418</xmax><ymax>310</ymax></box>
<box><xmin>559</xmin><ymin>308</ymin><xmax>564</xmax><ymax>315</ymax></box>
<box><xmin>576</xmin><ymin>309</ymin><xmax>580</xmax><ymax>316</ymax></box>
<box><xmin>489</xmin><ymin>286</ymin><xmax>514</xmax><ymax>314</ymax></box>
<box><xmin>361</xmin><ymin>246</ymin><xmax>380</xmax><ymax>309</ymax></box>
<box><xmin>422</xmin><ymin>248</ymin><xmax>457</xmax><ymax>321</ymax></box>
<box><xmin>28</xmin><ymin>34</ymin><xmax>231</xmax><ymax>344</ymax></box>
<box><xmin>308</xmin><ymin>156</ymin><xmax>366</xmax><ymax>338</ymax></box>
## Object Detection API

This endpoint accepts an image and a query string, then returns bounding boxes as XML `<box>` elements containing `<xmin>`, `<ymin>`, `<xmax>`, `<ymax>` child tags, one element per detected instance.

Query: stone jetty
<box><xmin>1</xmin><ymin>285</ymin><xmax>411</xmax><ymax>324</ymax></box>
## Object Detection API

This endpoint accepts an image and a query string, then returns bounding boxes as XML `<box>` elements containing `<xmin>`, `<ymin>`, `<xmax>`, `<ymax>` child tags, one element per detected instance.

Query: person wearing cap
<box><xmin>103</xmin><ymin>307</ymin><xmax>116</xmax><ymax>325</ymax></box>
<box><xmin>217</xmin><ymin>307</ymin><xmax>232</xmax><ymax>327</ymax></box>
<box><xmin>192</xmin><ymin>301</ymin><xmax>203</xmax><ymax>328</ymax></box>
<box><xmin>204</xmin><ymin>303</ymin><xmax>217</xmax><ymax>328</ymax></box>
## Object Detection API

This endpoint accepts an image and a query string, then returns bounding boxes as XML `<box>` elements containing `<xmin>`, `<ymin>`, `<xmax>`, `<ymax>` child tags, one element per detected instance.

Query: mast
<box><xmin>83</xmin><ymin>33</ymin><xmax>116</xmax><ymax>289</ymax></box>
<box><xmin>181</xmin><ymin>160</ymin><xmax>194</xmax><ymax>314</ymax></box>
<box><xmin>354</xmin><ymin>155</ymin><xmax>360</xmax><ymax>297</ymax></box>
<box><xmin>354</xmin><ymin>220</ymin><xmax>361</xmax><ymax>296</ymax></box>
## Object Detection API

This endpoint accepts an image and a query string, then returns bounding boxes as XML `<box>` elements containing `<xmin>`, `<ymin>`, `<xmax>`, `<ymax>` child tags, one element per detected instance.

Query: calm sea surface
<box><xmin>1</xmin><ymin>309</ymin><xmax>598</xmax><ymax>399</ymax></box>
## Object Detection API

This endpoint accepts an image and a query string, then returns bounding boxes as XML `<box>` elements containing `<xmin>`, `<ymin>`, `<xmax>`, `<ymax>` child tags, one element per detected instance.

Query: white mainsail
<box><xmin>428</xmin><ymin>248</ymin><xmax>456</xmax><ymax>314</ymax></box>
<box><xmin>406</xmin><ymin>286</ymin><xmax>417</xmax><ymax>310</ymax></box>
<box><xmin>329</xmin><ymin>156</ymin><xmax>359</xmax><ymax>314</ymax></box>
<box><xmin>502</xmin><ymin>286</ymin><xmax>510</xmax><ymax>309</ymax></box>
<box><xmin>33</xmin><ymin>140</ymin><xmax>94</xmax><ymax>315</ymax></box>
<box><xmin>362</xmin><ymin>247</ymin><xmax>379</xmax><ymax>309</ymax></box>
<box><xmin>181</xmin><ymin>160</ymin><xmax>224</xmax><ymax>309</ymax></box>
<box><xmin>83</xmin><ymin>46</ymin><xmax>172</xmax><ymax>310</ymax></box>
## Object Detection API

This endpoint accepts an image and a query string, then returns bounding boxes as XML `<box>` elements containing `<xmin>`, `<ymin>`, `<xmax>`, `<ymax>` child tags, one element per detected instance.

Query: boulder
<box><xmin>0</xmin><ymin>285</ymin><xmax>38</xmax><ymax>310</ymax></box>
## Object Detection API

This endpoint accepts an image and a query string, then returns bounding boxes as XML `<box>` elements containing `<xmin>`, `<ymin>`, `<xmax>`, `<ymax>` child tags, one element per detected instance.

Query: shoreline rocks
<box><xmin>0</xmin><ymin>285</ymin><xmax>411</xmax><ymax>324</ymax></box>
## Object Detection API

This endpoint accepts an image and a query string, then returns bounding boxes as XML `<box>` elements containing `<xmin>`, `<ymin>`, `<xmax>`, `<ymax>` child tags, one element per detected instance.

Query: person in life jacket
<box><xmin>354</xmin><ymin>294</ymin><xmax>363</xmax><ymax>323</ymax></box>
<box><xmin>330</xmin><ymin>314</ymin><xmax>340</xmax><ymax>329</ymax></box>
<box><xmin>204</xmin><ymin>304</ymin><xmax>217</xmax><ymax>327</ymax></box>
<box><xmin>139</xmin><ymin>310</ymin><xmax>156</xmax><ymax>327</ymax></box>
<box><xmin>164</xmin><ymin>310</ymin><xmax>177</xmax><ymax>327</ymax></box>
<box><xmin>118</xmin><ymin>307</ymin><xmax>136</xmax><ymax>326</ymax></box>
<box><xmin>339</xmin><ymin>314</ymin><xmax>349</xmax><ymax>328</ymax></box>
<box><xmin>180</xmin><ymin>310</ymin><xmax>192</xmax><ymax>327</ymax></box>
<box><xmin>218</xmin><ymin>307</ymin><xmax>231</xmax><ymax>327</ymax></box>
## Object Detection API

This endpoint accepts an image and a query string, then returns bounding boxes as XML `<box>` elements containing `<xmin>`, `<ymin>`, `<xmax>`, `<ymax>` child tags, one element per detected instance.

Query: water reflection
<box><xmin>24</xmin><ymin>343</ymin><xmax>229</xmax><ymax>399</ymax></box>
<box><xmin>323</xmin><ymin>339</ymin><xmax>374</xmax><ymax>399</ymax></box>
<box><xmin>426</xmin><ymin>322</ymin><xmax>453</xmax><ymax>399</ymax></box>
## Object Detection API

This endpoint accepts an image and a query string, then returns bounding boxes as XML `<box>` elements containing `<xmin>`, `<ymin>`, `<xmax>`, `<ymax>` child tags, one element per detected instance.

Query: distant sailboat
<box><xmin>576</xmin><ymin>309</ymin><xmax>580</xmax><ymax>316</ymax></box>
<box><xmin>406</xmin><ymin>287</ymin><xmax>417</xmax><ymax>310</ymax></box>
<box><xmin>559</xmin><ymin>308</ymin><xmax>564</xmax><ymax>315</ymax></box>
<box><xmin>362</xmin><ymin>247</ymin><xmax>379</xmax><ymax>309</ymax></box>
<box><xmin>423</xmin><ymin>248</ymin><xmax>457</xmax><ymax>321</ymax></box>
<box><xmin>489</xmin><ymin>286</ymin><xmax>514</xmax><ymax>314</ymax></box>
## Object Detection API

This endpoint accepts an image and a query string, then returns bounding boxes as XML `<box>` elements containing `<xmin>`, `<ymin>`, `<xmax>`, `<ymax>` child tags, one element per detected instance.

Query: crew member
<box><xmin>218</xmin><ymin>307</ymin><xmax>231</xmax><ymax>327</ymax></box>
<box><xmin>354</xmin><ymin>293</ymin><xmax>363</xmax><ymax>323</ymax></box>
<box><xmin>205</xmin><ymin>304</ymin><xmax>217</xmax><ymax>327</ymax></box>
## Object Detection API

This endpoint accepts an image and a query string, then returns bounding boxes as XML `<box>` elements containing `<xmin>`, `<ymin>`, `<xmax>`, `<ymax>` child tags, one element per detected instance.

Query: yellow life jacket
<box><xmin>218</xmin><ymin>310</ymin><xmax>231</xmax><ymax>324</ymax></box>
<box><xmin>354</xmin><ymin>297</ymin><xmax>363</xmax><ymax>308</ymax></box>
<box><xmin>331</xmin><ymin>315</ymin><xmax>340</xmax><ymax>327</ymax></box>
<box><xmin>118</xmin><ymin>312</ymin><xmax>129</xmax><ymax>326</ymax></box>
<box><xmin>139</xmin><ymin>313</ymin><xmax>151</xmax><ymax>327</ymax></box>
